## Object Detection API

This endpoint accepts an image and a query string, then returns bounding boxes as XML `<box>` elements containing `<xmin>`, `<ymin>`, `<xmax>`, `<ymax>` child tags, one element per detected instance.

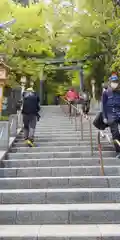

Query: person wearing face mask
<box><xmin>102</xmin><ymin>74</ymin><xmax>120</xmax><ymax>158</ymax></box>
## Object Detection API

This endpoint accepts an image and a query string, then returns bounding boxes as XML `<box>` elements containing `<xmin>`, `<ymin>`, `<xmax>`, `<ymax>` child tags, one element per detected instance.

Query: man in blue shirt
<box><xmin>102</xmin><ymin>75</ymin><xmax>120</xmax><ymax>158</ymax></box>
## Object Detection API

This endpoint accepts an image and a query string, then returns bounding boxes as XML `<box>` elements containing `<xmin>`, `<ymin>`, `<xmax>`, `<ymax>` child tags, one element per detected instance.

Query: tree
<box><xmin>65</xmin><ymin>0</ymin><xmax>120</xmax><ymax>96</ymax></box>
<box><xmin>1</xmin><ymin>0</ymin><xmax>119</xmax><ymax>99</ymax></box>
<box><xmin>0</xmin><ymin>0</ymin><xmax>54</xmax><ymax>86</ymax></box>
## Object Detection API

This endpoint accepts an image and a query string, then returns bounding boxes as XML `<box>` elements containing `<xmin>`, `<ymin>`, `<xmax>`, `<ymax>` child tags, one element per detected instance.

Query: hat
<box><xmin>109</xmin><ymin>75</ymin><xmax>118</xmax><ymax>81</ymax></box>
<box><xmin>26</xmin><ymin>87</ymin><xmax>34</xmax><ymax>91</ymax></box>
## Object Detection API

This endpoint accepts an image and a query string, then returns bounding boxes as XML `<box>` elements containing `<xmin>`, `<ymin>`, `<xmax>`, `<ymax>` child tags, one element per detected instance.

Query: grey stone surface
<box><xmin>0</xmin><ymin>178</ymin><xmax>30</xmax><ymax>189</ymax></box>
<box><xmin>1</xmin><ymin>106</ymin><xmax>120</xmax><ymax>237</ymax></box>
<box><xmin>29</xmin><ymin>177</ymin><xmax>69</xmax><ymax>189</ymax></box>
<box><xmin>17</xmin><ymin>168</ymin><xmax>52</xmax><ymax>177</ymax></box>
<box><xmin>109</xmin><ymin>178</ymin><xmax>120</xmax><ymax>187</ymax></box>
<box><xmin>68</xmin><ymin>177</ymin><xmax>108</xmax><ymax>188</ymax></box>
<box><xmin>1</xmin><ymin>191</ymin><xmax>45</xmax><ymax>204</ymax></box>
<box><xmin>0</xmin><ymin>204</ymin><xmax>120</xmax><ymax>225</ymax></box>
<box><xmin>1</xmin><ymin>238</ymin><xmax>37</xmax><ymax>240</ymax></box>
<box><xmin>0</xmin><ymin>168</ymin><xmax>17</xmax><ymax>178</ymax></box>
<box><xmin>9</xmin><ymin>114</ymin><xmax>18</xmax><ymax>137</ymax></box>
<box><xmin>3</xmin><ymin>166</ymin><xmax>120</xmax><ymax>178</ymax></box>
<box><xmin>11</xmin><ymin>146</ymin><xmax>93</xmax><ymax>153</ymax></box>
<box><xmin>0</xmin><ymin>121</ymin><xmax>9</xmax><ymax>150</ymax></box>
<box><xmin>69</xmin><ymin>210</ymin><xmax>119</xmax><ymax>224</ymax></box>
<box><xmin>2</xmin><ymin>159</ymin><xmax>39</xmax><ymax>168</ymax></box>
<box><xmin>3</xmin><ymin>157</ymin><xmax>120</xmax><ymax>168</ymax></box>
<box><xmin>46</xmin><ymin>191</ymin><xmax>91</xmax><ymax>204</ymax></box>
<box><xmin>1</xmin><ymin>189</ymin><xmax>120</xmax><ymax>204</ymax></box>
<box><xmin>1</xmin><ymin>224</ymin><xmax>120</xmax><ymax>239</ymax></box>
<box><xmin>16</xmin><ymin>210</ymin><xmax>68</xmax><ymax>224</ymax></box>
<box><xmin>0</xmin><ymin>211</ymin><xmax>16</xmax><ymax>224</ymax></box>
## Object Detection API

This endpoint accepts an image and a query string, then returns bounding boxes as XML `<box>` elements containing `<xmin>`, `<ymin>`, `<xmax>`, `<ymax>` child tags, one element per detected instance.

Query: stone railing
<box><xmin>0</xmin><ymin>112</ymin><xmax>22</xmax><ymax>151</ymax></box>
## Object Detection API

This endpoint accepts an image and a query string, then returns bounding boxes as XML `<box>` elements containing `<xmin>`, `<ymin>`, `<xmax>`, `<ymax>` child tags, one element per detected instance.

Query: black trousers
<box><xmin>109</xmin><ymin>121</ymin><xmax>120</xmax><ymax>153</ymax></box>
<box><xmin>69</xmin><ymin>101</ymin><xmax>74</xmax><ymax>116</ymax></box>
<box><xmin>82</xmin><ymin>101</ymin><xmax>90</xmax><ymax>114</ymax></box>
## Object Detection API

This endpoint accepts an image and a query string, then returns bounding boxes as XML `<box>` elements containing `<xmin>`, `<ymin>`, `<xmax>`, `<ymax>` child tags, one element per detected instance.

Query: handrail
<box><xmin>97</xmin><ymin>129</ymin><xmax>120</xmax><ymax>176</ymax></box>
<box><xmin>97</xmin><ymin>131</ymin><xmax>105</xmax><ymax>176</ymax></box>
<box><xmin>60</xmin><ymin>96</ymin><xmax>93</xmax><ymax>156</ymax></box>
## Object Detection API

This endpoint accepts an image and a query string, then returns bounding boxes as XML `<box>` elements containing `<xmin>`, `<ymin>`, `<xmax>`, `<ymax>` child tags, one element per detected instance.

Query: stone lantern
<box><xmin>0</xmin><ymin>60</ymin><xmax>10</xmax><ymax>115</ymax></box>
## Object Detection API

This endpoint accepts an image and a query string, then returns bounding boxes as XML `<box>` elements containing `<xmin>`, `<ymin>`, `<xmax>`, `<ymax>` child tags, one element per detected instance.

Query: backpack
<box><xmin>93</xmin><ymin>111</ymin><xmax>108</xmax><ymax>130</ymax></box>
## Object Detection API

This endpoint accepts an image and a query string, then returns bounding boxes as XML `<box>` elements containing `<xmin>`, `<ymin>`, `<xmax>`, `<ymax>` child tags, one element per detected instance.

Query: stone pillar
<box><xmin>79</xmin><ymin>66</ymin><xmax>84</xmax><ymax>91</ymax></box>
<box><xmin>0</xmin><ymin>121</ymin><xmax>9</xmax><ymax>150</ymax></box>
<box><xmin>39</xmin><ymin>69</ymin><xmax>46</xmax><ymax>105</ymax></box>
<box><xmin>9</xmin><ymin>114</ymin><xmax>18</xmax><ymax>137</ymax></box>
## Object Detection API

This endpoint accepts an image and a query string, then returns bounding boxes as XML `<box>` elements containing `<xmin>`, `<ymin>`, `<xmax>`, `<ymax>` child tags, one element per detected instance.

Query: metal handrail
<box><xmin>97</xmin><ymin>131</ymin><xmax>105</xmax><ymax>176</ymax></box>
<box><xmin>60</xmin><ymin>97</ymin><xmax>93</xmax><ymax>156</ymax></box>
<box><xmin>97</xmin><ymin>129</ymin><xmax>120</xmax><ymax>176</ymax></box>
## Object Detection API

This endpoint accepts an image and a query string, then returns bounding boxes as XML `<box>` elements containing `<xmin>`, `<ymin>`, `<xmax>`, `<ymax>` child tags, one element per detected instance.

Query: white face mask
<box><xmin>110</xmin><ymin>82</ymin><xmax>119</xmax><ymax>89</ymax></box>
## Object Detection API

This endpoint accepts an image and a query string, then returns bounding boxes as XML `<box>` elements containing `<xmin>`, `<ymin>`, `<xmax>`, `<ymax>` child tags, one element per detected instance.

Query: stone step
<box><xmin>36</xmin><ymin>123</ymin><xmax>91</xmax><ymax>126</ymax></box>
<box><xmin>32</xmin><ymin>127</ymin><xmax>98</xmax><ymax>131</ymax></box>
<box><xmin>11</xmin><ymin>146</ymin><xmax>114</xmax><ymax>154</ymax></box>
<box><xmin>0</xmin><ymin>188</ymin><xmax>120</xmax><ymax>204</ymax></box>
<box><xmin>18</xmin><ymin>132</ymin><xmax>97</xmax><ymax>138</ymax></box>
<box><xmin>0</xmin><ymin>224</ymin><xmax>119</xmax><ymax>239</ymax></box>
<box><xmin>0</xmin><ymin>176</ymin><xmax>118</xmax><ymax>189</ymax></box>
<box><xmin>16</xmin><ymin>136</ymin><xmax>97</xmax><ymax>141</ymax></box>
<box><xmin>10</xmin><ymin>145</ymin><xmax>100</xmax><ymax>153</ymax></box>
<box><xmin>13</xmin><ymin>141</ymin><xmax>95</xmax><ymax>147</ymax></box>
<box><xmin>7</xmin><ymin>150</ymin><xmax>115</xmax><ymax>159</ymax></box>
<box><xmin>0</xmin><ymin>203</ymin><xmax>119</xmax><ymax>224</ymax></box>
<box><xmin>3</xmin><ymin>157</ymin><xmax>118</xmax><ymax>168</ymax></box>
<box><xmin>30</xmin><ymin>128</ymin><xmax>98</xmax><ymax>132</ymax></box>
<box><xmin>34</xmin><ymin>127</ymin><xmax>95</xmax><ymax>131</ymax></box>
<box><xmin>0</xmin><ymin>166</ymin><xmax>120</xmax><ymax>178</ymax></box>
<box><xmin>13</xmin><ymin>140</ymin><xmax>109</xmax><ymax>147</ymax></box>
<box><xmin>15</xmin><ymin>137</ymin><xmax>97</xmax><ymax>143</ymax></box>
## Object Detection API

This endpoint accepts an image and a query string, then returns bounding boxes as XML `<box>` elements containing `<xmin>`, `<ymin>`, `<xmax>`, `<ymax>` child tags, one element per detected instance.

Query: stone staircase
<box><xmin>0</xmin><ymin>106</ymin><xmax>120</xmax><ymax>239</ymax></box>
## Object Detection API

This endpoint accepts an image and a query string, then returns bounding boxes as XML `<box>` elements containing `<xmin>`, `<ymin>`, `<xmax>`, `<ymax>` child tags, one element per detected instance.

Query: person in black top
<box><xmin>22</xmin><ymin>87</ymin><xmax>40</xmax><ymax>147</ymax></box>
<box><xmin>82</xmin><ymin>88</ymin><xmax>91</xmax><ymax>116</ymax></box>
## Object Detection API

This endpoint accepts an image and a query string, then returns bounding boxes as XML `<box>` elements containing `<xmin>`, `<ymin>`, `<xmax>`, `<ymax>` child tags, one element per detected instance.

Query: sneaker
<box><xmin>27</xmin><ymin>139</ymin><xmax>34</xmax><ymax>147</ymax></box>
<box><xmin>25</xmin><ymin>139</ymin><xmax>28</xmax><ymax>144</ymax></box>
<box><xmin>116</xmin><ymin>153</ymin><xmax>120</xmax><ymax>159</ymax></box>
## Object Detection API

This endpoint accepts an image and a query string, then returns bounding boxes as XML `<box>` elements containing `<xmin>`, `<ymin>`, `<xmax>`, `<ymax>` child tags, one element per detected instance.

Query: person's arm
<box><xmin>102</xmin><ymin>91</ymin><xmax>108</xmax><ymax>120</ymax></box>
<box><xmin>65</xmin><ymin>92</ymin><xmax>68</xmax><ymax>100</ymax></box>
<box><xmin>37</xmin><ymin>95</ymin><xmax>40</xmax><ymax>112</ymax></box>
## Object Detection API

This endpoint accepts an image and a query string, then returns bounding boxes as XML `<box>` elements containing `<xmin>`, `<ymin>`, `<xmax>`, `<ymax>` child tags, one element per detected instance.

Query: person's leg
<box><xmin>23</xmin><ymin>114</ymin><xmax>29</xmax><ymax>140</ymax></box>
<box><xmin>85</xmin><ymin>102</ymin><xmax>90</xmax><ymax>114</ymax></box>
<box><xmin>82</xmin><ymin>102</ymin><xmax>86</xmax><ymax>115</ymax></box>
<box><xmin>110</xmin><ymin>121</ymin><xmax>120</xmax><ymax>156</ymax></box>
<box><xmin>68</xmin><ymin>101</ymin><xmax>72</xmax><ymax>116</ymax></box>
<box><xmin>29</xmin><ymin>115</ymin><xmax>37</xmax><ymax>143</ymax></box>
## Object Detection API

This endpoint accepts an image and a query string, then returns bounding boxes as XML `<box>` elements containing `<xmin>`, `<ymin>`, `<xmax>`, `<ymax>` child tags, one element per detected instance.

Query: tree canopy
<box><xmin>0</xmin><ymin>0</ymin><xmax>120</xmax><ymax>96</ymax></box>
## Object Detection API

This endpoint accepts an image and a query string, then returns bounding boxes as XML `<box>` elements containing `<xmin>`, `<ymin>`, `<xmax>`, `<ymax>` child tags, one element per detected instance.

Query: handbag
<box><xmin>93</xmin><ymin>111</ymin><xmax>108</xmax><ymax>130</ymax></box>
